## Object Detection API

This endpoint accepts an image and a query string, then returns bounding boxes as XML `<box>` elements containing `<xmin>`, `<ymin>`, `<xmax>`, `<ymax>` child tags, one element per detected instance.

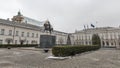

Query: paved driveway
<box><xmin>0</xmin><ymin>48</ymin><xmax>120</xmax><ymax>68</ymax></box>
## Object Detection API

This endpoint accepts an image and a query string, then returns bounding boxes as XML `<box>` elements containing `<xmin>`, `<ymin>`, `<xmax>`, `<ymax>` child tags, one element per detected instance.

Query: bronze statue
<box><xmin>44</xmin><ymin>20</ymin><xmax>53</xmax><ymax>34</ymax></box>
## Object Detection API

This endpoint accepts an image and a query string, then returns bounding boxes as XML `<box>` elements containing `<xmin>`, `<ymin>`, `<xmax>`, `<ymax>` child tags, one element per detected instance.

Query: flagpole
<box><xmin>91</xmin><ymin>24</ymin><xmax>95</xmax><ymax>28</ymax></box>
<box><xmin>84</xmin><ymin>25</ymin><xmax>87</xmax><ymax>45</ymax></box>
<box><xmin>96</xmin><ymin>21</ymin><xmax>98</xmax><ymax>28</ymax></box>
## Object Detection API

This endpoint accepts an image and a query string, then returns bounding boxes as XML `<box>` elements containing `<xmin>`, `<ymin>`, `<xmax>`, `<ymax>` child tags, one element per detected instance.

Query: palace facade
<box><xmin>72</xmin><ymin>27</ymin><xmax>120</xmax><ymax>48</ymax></box>
<box><xmin>1</xmin><ymin>11</ymin><xmax>120</xmax><ymax>48</ymax></box>
<box><xmin>0</xmin><ymin>12</ymin><xmax>68</xmax><ymax>45</ymax></box>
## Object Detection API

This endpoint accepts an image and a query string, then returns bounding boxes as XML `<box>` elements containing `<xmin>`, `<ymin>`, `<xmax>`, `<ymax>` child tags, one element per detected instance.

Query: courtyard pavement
<box><xmin>0</xmin><ymin>47</ymin><xmax>120</xmax><ymax>68</ymax></box>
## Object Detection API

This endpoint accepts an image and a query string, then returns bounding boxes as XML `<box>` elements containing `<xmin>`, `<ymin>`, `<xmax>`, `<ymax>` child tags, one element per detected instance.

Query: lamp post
<box><xmin>12</xmin><ymin>11</ymin><xmax>24</xmax><ymax>44</ymax></box>
<box><xmin>12</xmin><ymin>22</ymin><xmax>16</xmax><ymax>44</ymax></box>
<box><xmin>84</xmin><ymin>29</ymin><xmax>87</xmax><ymax>45</ymax></box>
<box><xmin>105</xmin><ymin>28</ymin><xmax>109</xmax><ymax>47</ymax></box>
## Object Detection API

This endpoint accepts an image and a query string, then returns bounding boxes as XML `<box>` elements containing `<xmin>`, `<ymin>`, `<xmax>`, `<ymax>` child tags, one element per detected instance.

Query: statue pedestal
<box><xmin>40</xmin><ymin>35</ymin><xmax>56</xmax><ymax>48</ymax></box>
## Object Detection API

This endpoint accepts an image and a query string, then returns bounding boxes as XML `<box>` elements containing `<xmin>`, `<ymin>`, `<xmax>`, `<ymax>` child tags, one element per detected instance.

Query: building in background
<box><xmin>72</xmin><ymin>27</ymin><xmax>120</xmax><ymax>48</ymax></box>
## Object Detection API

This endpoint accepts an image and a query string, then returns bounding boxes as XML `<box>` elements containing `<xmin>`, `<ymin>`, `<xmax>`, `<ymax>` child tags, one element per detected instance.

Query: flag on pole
<box><xmin>87</xmin><ymin>25</ymin><xmax>89</xmax><ymax>29</ymax></box>
<box><xmin>96</xmin><ymin>21</ymin><xmax>98</xmax><ymax>27</ymax></box>
<box><xmin>91</xmin><ymin>24</ymin><xmax>95</xmax><ymax>28</ymax></box>
<box><xmin>84</xmin><ymin>25</ymin><xmax>86</xmax><ymax>29</ymax></box>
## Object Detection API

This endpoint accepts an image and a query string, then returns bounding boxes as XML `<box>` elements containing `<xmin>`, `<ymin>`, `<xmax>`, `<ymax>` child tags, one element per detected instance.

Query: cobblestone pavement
<box><xmin>0</xmin><ymin>48</ymin><xmax>120</xmax><ymax>68</ymax></box>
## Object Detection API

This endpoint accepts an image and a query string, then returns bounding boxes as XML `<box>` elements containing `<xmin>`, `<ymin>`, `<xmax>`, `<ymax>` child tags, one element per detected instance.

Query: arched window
<box><xmin>106</xmin><ymin>41</ymin><xmax>109</xmax><ymax>46</ymax></box>
<box><xmin>114</xmin><ymin>41</ymin><xmax>116</xmax><ymax>45</ymax></box>
<box><xmin>111</xmin><ymin>42</ymin><xmax>113</xmax><ymax>45</ymax></box>
<box><xmin>102</xmin><ymin>41</ymin><xmax>105</xmax><ymax>46</ymax></box>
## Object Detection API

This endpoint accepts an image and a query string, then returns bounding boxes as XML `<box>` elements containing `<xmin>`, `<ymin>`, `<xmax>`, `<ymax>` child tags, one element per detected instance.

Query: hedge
<box><xmin>52</xmin><ymin>45</ymin><xmax>100</xmax><ymax>57</ymax></box>
<box><xmin>0</xmin><ymin>44</ymin><xmax>38</xmax><ymax>48</ymax></box>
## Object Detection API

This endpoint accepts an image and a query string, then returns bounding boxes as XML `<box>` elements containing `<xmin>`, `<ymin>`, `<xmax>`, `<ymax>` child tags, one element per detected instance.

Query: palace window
<box><xmin>102</xmin><ymin>41</ymin><xmax>105</xmax><ymax>46</ymax></box>
<box><xmin>110</xmin><ymin>34</ymin><xmax>113</xmax><ymax>40</ymax></box>
<box><xmin>27</xmin><ymin>32</ymin><xmax>29</xmax><ymax>37</ymax></box>
<box><xmin>21</xmin><ymin>32</ymin><xmax>24</xmax><ymax>37</ymax></box>
<box><xmin>9</xmin><ymin>30</ymin><xmax>12</xmax><ymax>36</ymax></box>
<box><xmin>26</xmin><ymin>40</ymin><xmax>29</xmax><ymax>44</ymax></box>
<box><xmin>0</xmin><ymin>40</ymin><xmax>3</xmax><ymax>44</ymax></box>
<box><xmin>111</xmin><ymin>42</ymin><xmax>113</xmax><ymax>45</ymax></box>
<box><xmin>15</xmin><ymin>40</ymin><xmax>17</xmax><ymax>44</ymax></box>
<box><xmin>31</xmin><ymin>40</ymin><xmax>37</xmax><ymax>44</ymax></box>
<box><xmin>16</xmin><ymin>31</ymin><xmax>19</xmax><ymax>36</ymax></box>
<box><xmin>32</xmin><ymin>33</ymin><xmax>34</xmax><ymax>37</ymax></box>
<box><xmin>1</xmin><ymin>29</ymin><xmax>5</xmax><ymax>35</ymax></box>
<box><xmin>106</xmin><ymin>41</ymin><xmax>109</xmax><ymax>46</ymax></box>
<box><xmin>36</xmin><ymin>33</ymin><xmax>38</xmax><ymax>38</ymax></box>
<box><xmin>118</xmin><ymin>35</ymin><xmax>120</xmax><ymax>40</ymax></box>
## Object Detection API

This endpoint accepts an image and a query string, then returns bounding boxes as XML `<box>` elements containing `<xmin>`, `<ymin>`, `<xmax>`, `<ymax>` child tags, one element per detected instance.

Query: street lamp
<box><xmin>12</xmin><ymin>11</ymin><xmax>24</xmax><ymax>44</ymax></box>
<box><xmin>13</xmin><ymin>22</ymin><xmax>16</xmax><ymax>44</ymax></box>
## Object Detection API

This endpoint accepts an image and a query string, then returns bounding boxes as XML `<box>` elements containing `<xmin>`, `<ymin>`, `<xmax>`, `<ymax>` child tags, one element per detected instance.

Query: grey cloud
<box><xmin>1</xmin><ymin>0</ymin><xmax>120</xmax><ymax>32</ymax></box>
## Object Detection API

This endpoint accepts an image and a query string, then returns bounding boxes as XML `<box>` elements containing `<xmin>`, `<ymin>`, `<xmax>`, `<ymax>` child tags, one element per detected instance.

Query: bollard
<box><xmin>44</xmin><ymin>49</ymin><xmax>49</xmax><ymax>53</ymax></box>
<box><xmin>7</xmin><ymin>46</ymin><xmax>11</xmax><ymax>49</ymax></box>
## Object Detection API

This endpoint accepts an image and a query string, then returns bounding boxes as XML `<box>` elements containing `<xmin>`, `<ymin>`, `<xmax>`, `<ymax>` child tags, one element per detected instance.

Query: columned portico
<box><xmin>72</xmin><ymin>27</ymin><xmax>120</xmax><ymax>48</ymax></box>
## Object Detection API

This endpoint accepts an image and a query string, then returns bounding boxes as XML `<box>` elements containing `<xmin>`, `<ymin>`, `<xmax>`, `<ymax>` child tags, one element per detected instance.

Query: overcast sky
<box><xmin>0</xmin><ymin>0</ymin><xmax>120</xmax><ymax>33</ymax></box>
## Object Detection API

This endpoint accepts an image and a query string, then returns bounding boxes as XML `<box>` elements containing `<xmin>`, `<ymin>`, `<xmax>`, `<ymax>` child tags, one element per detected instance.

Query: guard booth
<box><xmin>40</xmin><ymin>35</ymin><xmax>56</xmax><ymax>48</ymax></box>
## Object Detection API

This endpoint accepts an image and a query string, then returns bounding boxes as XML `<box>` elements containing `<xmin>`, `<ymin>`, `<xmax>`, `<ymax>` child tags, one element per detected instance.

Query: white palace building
<box><xmin>72</xmin><ymin>27</ymin><xmax>120</xmax><ymax>48</ymax></box>
<box><xmin>0</xmin><ymin>11</ymin><xmax>120</xmax><ymax>48</ymax></box>
<box><xmin>0</xmin><ymin>11</ymin><xmax>69</xmax><ymax>45</ymax></box>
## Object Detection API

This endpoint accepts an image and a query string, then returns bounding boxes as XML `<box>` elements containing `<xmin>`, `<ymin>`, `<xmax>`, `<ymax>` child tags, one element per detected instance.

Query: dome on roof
<box><xmin>17</xmin><ymin>11</ymin><xmax>22</xmax><ymax>16</ymax></box>
<box><xmin>11</xmin><ymin>11</ymin><xmax>44</xmax><ymax>26</ymax></box>
<box><xmin>11</xmin><ymin>11</ymin><xmax>24</xmax><ymax>23</ymax></box>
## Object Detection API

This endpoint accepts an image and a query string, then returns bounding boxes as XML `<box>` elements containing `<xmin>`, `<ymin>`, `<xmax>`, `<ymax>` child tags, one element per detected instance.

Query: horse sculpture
<box><xmin>44</xmin><ymin>21</ymin><xmax>53</xmax><ymax>34</ymax></box>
